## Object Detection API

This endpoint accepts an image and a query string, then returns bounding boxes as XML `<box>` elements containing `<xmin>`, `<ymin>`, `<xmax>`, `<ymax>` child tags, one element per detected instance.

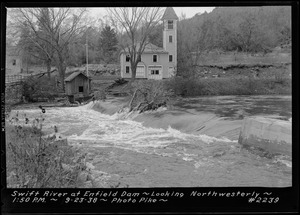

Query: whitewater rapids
<box><xmin>7</xmin><ymin>98</ymin><xmax>292</xmax><ymax>187</ymax></box>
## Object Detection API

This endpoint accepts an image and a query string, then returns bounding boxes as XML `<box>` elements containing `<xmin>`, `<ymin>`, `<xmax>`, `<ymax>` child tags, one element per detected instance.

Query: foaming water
<box><xmin>8</xmin><ymin>100</ymin><xmax>292</xmax><ymax>187</ymax></box>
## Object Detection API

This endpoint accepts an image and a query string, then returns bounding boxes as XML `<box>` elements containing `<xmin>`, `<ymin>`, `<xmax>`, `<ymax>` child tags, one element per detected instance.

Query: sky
<box><xmin>89</xmin><ymin>7</ymin><xmax>215</xmax><ymax>19</ymax></box>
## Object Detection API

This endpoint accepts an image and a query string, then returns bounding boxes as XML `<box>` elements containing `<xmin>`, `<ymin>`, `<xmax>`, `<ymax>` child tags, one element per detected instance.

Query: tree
<box><xmin>148</xmin><ymin>23</ymin><xmax>163</xmax><ymax>47</ymax></box>
<box><xmin>177</xmin><ymin>17</ymin><xmax>213</xmax><ymax>77</ymax></box>
<box><xmin>11</xmin><ymin>8</ymin><xmax>88</xmax><ymax>90</ymax></box>
<box><xmin>82</xmin><ymin>27</ymin><xmax>100</xmax><ymax>64</ymax></box>
<box><xmin>236</xmin><ymin>13</ymin><xmax>258</xmax><ymax>52</ymax></box>
<box><xmin>107</xmin><ymin>7</ymin><xmax>163</xmax><ymax>81</ymax></box>
<box><xmin>36</xmin><ymin>8</ymin><xmax>55</xmax><ymax>78</ymax></box>
<box><xmin>14</xmin><ymin>9</ymin><xmax>55</xmax><ymax>78</ymax></box>
<box><xmin>98</xmin><ymin>25</ymin><xmax>118</xmax><ymax>63</ymax></box>
<box><xmin>66</xmin><ymin>27</ymin><xmax>97</xmax><ymax>66</ymax></box>
<box><xmin>66</xmin><ymin>13</ymin><xmax>104</xmax><ymax>66</ymax></box>
<box><xmin>174</xmin><ymin>6</ymin><xmax>291</xmax><ymax>55</ymax></box>
<box><xmin>226</xmin><ymin>12</ymin><xmax>274</xmax><ymax>53</ymax></box>
<box><xmin>16</xmin><ymin>23</ymin><xmax>37</xmax><ymax>72</ymax></box>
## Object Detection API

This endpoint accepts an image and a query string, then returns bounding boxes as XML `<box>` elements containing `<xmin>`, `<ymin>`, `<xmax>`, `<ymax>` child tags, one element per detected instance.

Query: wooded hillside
<box><xmin>7</xmin><ymin>6</ymin><xmax>291</xmax><ymax>75</ymax></box>
<box><xmin>150</xmin><ymin>6</ymin><xmax>291</xmax><ymax>53</ymax></box>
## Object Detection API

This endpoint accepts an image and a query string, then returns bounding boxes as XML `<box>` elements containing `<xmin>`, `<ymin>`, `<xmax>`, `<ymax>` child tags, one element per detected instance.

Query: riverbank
<box><xmin>165</xmin><ymin>77</ymin><xmax>291</xmax><ymax>97</ymax></box>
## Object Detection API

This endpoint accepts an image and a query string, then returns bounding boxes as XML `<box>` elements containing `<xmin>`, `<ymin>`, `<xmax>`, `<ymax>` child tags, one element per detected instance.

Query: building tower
<box><xmin>162</xmin><ymin>7</ymin><xmax>178</xmax><ymax>77</ymax></box>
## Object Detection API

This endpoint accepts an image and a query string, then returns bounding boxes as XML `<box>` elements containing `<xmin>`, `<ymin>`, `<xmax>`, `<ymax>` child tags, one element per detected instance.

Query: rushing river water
<box><xmin>9</xmin><ymin>95</ymin><xmax>292</xmax><ymax>187</ymax></box>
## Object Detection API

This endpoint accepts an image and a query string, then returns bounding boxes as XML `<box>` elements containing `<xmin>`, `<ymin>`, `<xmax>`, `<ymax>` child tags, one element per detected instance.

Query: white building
<box><xmin>120</xmin><ymin>7</ymin><xmax>178</xmax><ymax>80</ymax></box>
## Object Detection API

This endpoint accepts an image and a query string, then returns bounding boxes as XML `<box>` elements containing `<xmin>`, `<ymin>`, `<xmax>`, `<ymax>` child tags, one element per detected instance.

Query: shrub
<box><xmin>106</xmin><ymin>78</ymin><xmax>128</xmax><ymax>90</ymax></box>
<box><xmin>199</xmin><ymin>77</ymin><xmax>269</xmax><ymax>95</ymax></box>
<box><xmin>22</xmin><ymin>76</ymin><xmax>61</xmax><ymax>102</ymax></box>
<box><xmin>6</xmin><ymin>111</ymin><xmax>88</xmax><ymax>188</ymax></box>
<box><xmin>5</xmin><ymin>85</ymin><xmax>23</xmax><ymax>104</ymax></box>
<box><xmin>127</xmin><ymin>80</ymin><xmax>174</xmax><ymax>112</ymax></box>
<box><xmin>165</xmin><ymin>76</ymin><xmax>206</xmax><ymax>96</ymax></box>
<box><xmin>94</xmin><ymin>89</ymin><xmax>107</xmax><ymax>101</ymax></box>
<box><xmin>165</xmin><ymin>76</ymin><xmax>291</xmax><ymax>96</ymax></box>
<box><xmin>274</xmin><ymin>68</ymin><xmax>290</xmax><ymax>84</ymax></box>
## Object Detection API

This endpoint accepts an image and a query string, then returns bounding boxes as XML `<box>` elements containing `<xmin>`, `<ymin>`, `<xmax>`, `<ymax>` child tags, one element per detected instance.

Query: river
<box><xmin>8</xmin><ymin>95</ymin><xmax>292</xmax><ymax>187</ymax></box>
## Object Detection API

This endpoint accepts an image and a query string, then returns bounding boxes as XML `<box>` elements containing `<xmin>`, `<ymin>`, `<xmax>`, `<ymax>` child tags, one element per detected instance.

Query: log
<box><xmin>128</xmin><ymin>89</ymin><xmax>138</xmax><ymax>111</ymax></box>
<box><xmin>133</xmin><ymin>102</ymin><xmax>143</xmax><ymax>112</ymax></box>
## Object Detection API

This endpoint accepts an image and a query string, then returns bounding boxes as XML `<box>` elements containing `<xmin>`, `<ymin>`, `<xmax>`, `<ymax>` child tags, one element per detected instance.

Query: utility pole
<box><xmin>86</xmin><ymin>27</ymin><xmax>89</xmax><ymax>93</ymax></box>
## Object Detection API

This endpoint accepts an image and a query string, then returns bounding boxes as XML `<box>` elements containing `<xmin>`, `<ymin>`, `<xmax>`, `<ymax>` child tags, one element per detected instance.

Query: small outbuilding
<box><xmin>64</xmin><ymin>71</ymin><xmax>91</xmax><ymax>101</ymax></box>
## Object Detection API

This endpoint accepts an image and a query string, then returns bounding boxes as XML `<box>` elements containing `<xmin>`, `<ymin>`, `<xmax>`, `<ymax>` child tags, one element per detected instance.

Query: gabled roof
<box><xmin>143</xmin><ymin>43</ymin><xmax>168</xmax><ymax>53</ymax></box>
<box><xmin>121</xmin><ymin>42</ymin><xmax>168</xmax><ymax>54</ymax></box>
<box><xmin>161</xmin><ymin>7</ymin><xmax>178</xmax><ymax>20</ymax></box>
<box><xmin>65</xmin><ymin>71</ymin><xmax>90</xmax><ymax>82</ymax></box>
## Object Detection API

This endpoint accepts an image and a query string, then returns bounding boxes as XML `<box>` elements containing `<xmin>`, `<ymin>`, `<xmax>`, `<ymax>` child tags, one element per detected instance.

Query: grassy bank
<box><xmin>5</xmin><ymin>113</ymin><xmax>89</xmax><ymax>188</ymax></box>
<box><xmin>165</xmin><ymin>77</ymin><xmax>291</xmax><ymax>97</ymax></box>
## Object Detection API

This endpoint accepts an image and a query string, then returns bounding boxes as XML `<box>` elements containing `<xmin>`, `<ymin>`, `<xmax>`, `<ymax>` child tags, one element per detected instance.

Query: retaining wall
<box><xmin>238</xmin><ymin>117</ymin><xmax>292</xmax><ymax>156</ymax></box>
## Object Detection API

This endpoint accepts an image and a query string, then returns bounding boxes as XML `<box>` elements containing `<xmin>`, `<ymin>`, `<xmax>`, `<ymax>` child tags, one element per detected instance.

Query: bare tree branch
<box><xmin>10</xmin><ymin>7</ymin><xmax>88</xmax><ymax>89</ymax></box>
<box><xmin>107</xmin><ymin>7</ymin><xmax>163</xmax><ymax>81</ymax></box>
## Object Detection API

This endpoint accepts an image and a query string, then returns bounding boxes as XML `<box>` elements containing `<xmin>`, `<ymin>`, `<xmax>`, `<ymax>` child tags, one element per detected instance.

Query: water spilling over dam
<box><xmin>8</xmin><ymin>95</ymin><xmax>292</xmax><ymax>187</ymax></box>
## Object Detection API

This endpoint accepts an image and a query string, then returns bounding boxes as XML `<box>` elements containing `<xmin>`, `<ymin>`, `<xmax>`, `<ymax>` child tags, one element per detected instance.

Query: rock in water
<box><xmin>238</xmin><ymin>117</ymin><xmax>292</xmax><ymax>157</ymax></box>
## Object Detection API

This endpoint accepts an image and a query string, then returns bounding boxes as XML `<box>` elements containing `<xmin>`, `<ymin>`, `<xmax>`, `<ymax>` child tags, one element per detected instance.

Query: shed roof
<box><xmin>161</xmin><ymin>7</ymin><xmax>178</xmax><ymax>20</ymax></box>
<box><xmin>64</xmin><ymin>71</ymin><xmax>90</xmax><ymax>82</ymax></box>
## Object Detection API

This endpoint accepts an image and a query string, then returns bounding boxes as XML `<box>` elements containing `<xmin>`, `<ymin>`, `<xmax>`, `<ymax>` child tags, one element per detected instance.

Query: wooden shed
<box><xmin>64</xmin><ymin>71</ymin><xmax>91</xmax><ymax>99</ymax></box>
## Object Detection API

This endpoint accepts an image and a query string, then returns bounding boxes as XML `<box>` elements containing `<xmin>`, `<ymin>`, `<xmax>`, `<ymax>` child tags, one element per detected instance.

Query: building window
<box><xmin>125</xmin><ymin>66</ymin><xmax>130</xmax><ymax>74</ymax></box>
<box><xmin>151</xmin><ymin>70</ymin><xmax>159</xmax><ymax>75</ymax></box>
<box><xmin>79</xmin><ymin>86</ymin><xmax>84</xmax><ymax>92</ymax></box>
<box><xmin>12</xmin><ymin>59</ymin><xmax>16</xmax><ymax>66</ymax></box>
<box><xmin>169</xmin><ymin>55</ymin><xmax>173</xmax><ymax>62</ymax></box>
<box><xmin>153</xmin><ymin>55</ymin><xmax>157</xmax><ymax>62</ymax></box>
<box><xmin>148</xmin><ymin>65</ymin><xmax>162</xmax><ymax>76</ymax></box>
<box><xmin>126</xmin><ymin>55</ymin><xmax>130</xmax><ymax>62</ymax></box>
<box><xmin>168</xmin><ymin>20</ymin><xmax>173</xmax><ymax>29</ymax></box>
<box><xmin>169</xmin><ymin>35</ymin><xmax>173</xmax><ymax>43</ymax></box>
